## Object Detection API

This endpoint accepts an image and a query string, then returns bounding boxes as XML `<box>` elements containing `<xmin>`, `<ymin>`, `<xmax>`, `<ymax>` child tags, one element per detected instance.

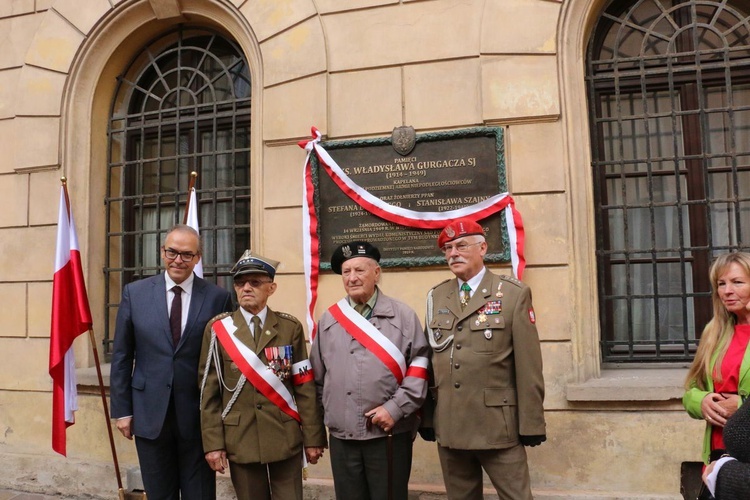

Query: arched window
<box><xmin>104</xmin><ymin>27</ymin><xmax>251</xmax><ymax>353</ymax></box>
<box><xmin>587</xmin><ymin>0</ymin><xmax>750</xmax><ymax>362</ymax></box>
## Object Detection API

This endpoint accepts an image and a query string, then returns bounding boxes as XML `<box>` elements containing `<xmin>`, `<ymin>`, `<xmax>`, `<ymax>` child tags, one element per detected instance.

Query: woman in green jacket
<box><xmin>683</xmin><ymin>252</ymin><xmax>750</xmax><ymax>464</ymax></box>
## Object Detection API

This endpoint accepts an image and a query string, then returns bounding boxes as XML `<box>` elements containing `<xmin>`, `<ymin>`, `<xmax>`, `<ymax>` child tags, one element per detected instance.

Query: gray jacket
<box><xmin>310</xmin><ymin>289</ymin><xmax>429</xmax><ymax>440</ymax></box>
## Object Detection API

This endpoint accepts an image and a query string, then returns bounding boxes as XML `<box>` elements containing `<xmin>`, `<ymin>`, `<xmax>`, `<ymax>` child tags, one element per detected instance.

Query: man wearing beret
<box><xmin>426</xmin><ymin>218</ymin><xmax>546</xmax><ymax>500</ymax></box>
<box><xmin>199</xmin><ymin>250</ymin><xmax>326</xmax><ymax>500</ymax></box>
<box><xmin>309</xmin><ymin>241</ymin><xmax>430</xmax><ymax>500</ymax></box>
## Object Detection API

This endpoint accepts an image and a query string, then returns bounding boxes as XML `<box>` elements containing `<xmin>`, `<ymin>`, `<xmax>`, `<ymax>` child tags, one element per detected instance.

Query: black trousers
<box><xmin>329</xmin><ymin>432</ymin><xmax>413</xmax><ymax>500</ymax></box>
<box><xmin>134</xmin><ymin>400</ymin><xmax>215</xmax><ymax>500</ymax></box>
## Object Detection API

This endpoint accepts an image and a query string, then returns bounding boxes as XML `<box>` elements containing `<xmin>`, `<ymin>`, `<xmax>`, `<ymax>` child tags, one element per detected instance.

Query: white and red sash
<box><xmin>328</xmin><ymin>299</ymin><xmax>429</xmax><ymax>384</ymax></box>
<box><xmin>212</xmin><ymin>316</ymin><xmax>301</xmax><ymax>422</ymax></box>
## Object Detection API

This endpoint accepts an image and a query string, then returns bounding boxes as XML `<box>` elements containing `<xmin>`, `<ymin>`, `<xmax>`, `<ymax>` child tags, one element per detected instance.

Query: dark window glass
<box><xmin>587</xmin><ymin>0</ymin><xmax>750</xmax><ymax>362</ymax></box>
<box><xmin>104</xmin><ymin>27</ymin><xmax>251</xmax><ymax>354</ymax></box>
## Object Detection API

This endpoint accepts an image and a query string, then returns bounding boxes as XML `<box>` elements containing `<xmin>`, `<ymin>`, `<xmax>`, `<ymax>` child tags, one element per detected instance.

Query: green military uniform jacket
<box><xmin>427</xmin><ymin>269</ymin><xmax>546</xmax><ymax>449</ymax></box>
<box><xmin>199</xmin><ymin>308</ymin><xmax>326</xmax><ymax>464</ymax></box>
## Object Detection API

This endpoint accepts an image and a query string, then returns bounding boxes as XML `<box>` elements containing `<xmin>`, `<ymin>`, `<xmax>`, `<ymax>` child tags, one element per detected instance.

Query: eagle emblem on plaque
<box><xmin>392</xmin><ymin>126</ymin><xmax>416</xmax><ymax>156</ymax></box>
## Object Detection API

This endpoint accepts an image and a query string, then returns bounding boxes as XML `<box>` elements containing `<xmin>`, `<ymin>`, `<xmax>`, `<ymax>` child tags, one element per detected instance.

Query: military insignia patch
<box><xmin>528</xmin><ymin>308</ymin><xmax>536</xmax><ymax>324</ymax></box>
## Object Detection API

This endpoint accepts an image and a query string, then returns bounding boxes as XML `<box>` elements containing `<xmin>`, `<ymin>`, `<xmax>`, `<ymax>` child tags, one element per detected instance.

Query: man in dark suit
<box><xmin>110</xmin><ymin>224</ymin><xmax>233</xmax><ymax>500</ymax></box>
<box><xmin>425</xmin><ymin>218</ymin><xmax>546</xmax><ymax>500</ymax></box>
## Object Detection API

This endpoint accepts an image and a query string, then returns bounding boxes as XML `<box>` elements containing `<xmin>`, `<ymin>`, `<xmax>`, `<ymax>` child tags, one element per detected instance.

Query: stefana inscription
<box><xmin>314</xmin><ymin>127</ymin><xmax>509</xmax><ymax>269</ymax></box>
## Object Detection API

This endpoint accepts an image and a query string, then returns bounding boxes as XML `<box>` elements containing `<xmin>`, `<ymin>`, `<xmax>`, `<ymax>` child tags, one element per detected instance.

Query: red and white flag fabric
<box><xmin>185</xmin><ymin>187</ymin><xmax>203</xmax><ymax>278</ymax></box>
<box><xmin>298</xmin><ymin>126</ymin><xmax>527</xmax><ymax>341</ymax></box>
<box><xmin>49</xmin><ymin>184</ymin><xmax>92</xmax><ymax>456</ymax></box>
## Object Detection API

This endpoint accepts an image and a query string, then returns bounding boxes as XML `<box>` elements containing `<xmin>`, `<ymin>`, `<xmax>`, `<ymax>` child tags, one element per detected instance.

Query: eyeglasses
<box><xmin>441</xmin><ymin>241</ymin><xmax>483</xmax><ymax>254</ymax></box>
<box><xmin>234</xmin><ymin>277</ymin><xmax>272</xmax><ymax>288</ymax></box>
<box><xmin>162</xmin><ymin>247</ymin><xmax>198</xmax><ymax>262</ymax></box>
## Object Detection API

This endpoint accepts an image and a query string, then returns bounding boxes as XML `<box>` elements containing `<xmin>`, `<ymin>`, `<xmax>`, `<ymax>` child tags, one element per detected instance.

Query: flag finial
<box><xmin>191</xmin><ymin>171</ymin><xmax>198</xmax><ymax>178</ymax></box>
<box><xmin>60</xmin><ymin>176</ymin><xmax>67</xmax><ymax>184</ymax></box>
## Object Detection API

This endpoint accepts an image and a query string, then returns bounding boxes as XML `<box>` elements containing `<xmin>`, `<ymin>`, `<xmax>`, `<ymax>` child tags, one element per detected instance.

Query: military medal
<box><xmin>478</xmin><ymin>313</ymin><xmax>487</xmax><ymax>323</ymax></box>
<box><xmin>496</xmin><ymin>282</ymin><xmax>504</xmax><ymax>298</ymax></box>
<box><xmin>434</xmin><ymin>329</ymin><xmax>443</xmax><ymax>341</ymax></box>
<box><xmin>265</xmin><ymin>345</ymin><xmax>293</xmax><ymax>382</ymax></box>
<box><xmin>484</xmin><ymin>329</ymin><xmax>493</xmax><ymax>340</ymax></box>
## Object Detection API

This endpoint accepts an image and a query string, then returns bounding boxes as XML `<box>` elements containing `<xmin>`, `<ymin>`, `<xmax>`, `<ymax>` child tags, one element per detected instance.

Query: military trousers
<box><xmin>228</xmin><ymin>452</ymin><xmax>303</xmax><ymax>500</ymax></box>
<box><xmin>437</xmin><ymin>443</ymin><xmax>532</xmax><ymax>500</ymax></box>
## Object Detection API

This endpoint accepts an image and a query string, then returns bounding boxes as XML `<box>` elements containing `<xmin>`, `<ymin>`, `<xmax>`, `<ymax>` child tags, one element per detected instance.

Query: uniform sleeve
<box><xmin>198</xmin><ymin>319</ymin><xmax>226</xmax><ymax>454</ymax></box>
<box><xmin>512</xmin><ymin>286</ymin><xmax>546</xmax><ymax>437</ymax></box>
<box><xmin>382</xmin><ymin>306</ymin><xmax>429</xmax><ymax>423</ymax></box>
<box><xmin>291</xmin><ymin>319</ymin><xmax>327</xmax><ymax>448</ymax></box>
<box><xmin>110</xmin><ymin>284</ymin><xmax>134</xmax><ymax>419</ymax></box>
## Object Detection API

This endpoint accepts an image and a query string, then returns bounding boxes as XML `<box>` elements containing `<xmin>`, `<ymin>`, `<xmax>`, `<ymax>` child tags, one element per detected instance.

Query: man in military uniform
<box><xmin>309</xmin><ymin>241</ymin><xmax>429</xmax><ymax>500</ymax></box>
<box><xmin>426</xmin><ymin>218</ymin><xmax>546</xmax><ymax>500</ymax></box>
<box><xmin>199</xmin><ymin>251</ymin><xmax>326</xmax><ymax>500</ymax></box>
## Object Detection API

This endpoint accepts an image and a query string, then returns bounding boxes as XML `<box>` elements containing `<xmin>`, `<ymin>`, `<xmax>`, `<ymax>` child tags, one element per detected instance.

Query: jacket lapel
<box><xmin>455</xmin><ymin>272</ymin><xmax>494</xmax><ymax>322</ymax></box>
<box><xmin>231</xmin><ymin>309</ymin><xmax>256</xmax><ymax>351</ymax></box>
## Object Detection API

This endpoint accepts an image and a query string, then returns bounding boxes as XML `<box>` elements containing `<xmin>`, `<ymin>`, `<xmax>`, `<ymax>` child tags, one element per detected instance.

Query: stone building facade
<box><xmin>3</xmin><ymin>0</ymin><xmax>731</xmax><ymax>498</ymax></box>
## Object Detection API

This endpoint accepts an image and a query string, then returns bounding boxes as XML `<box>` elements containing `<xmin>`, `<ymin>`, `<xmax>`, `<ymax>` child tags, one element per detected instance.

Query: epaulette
<box><xmin>430</xmin><ymin>278</ymin><xmax>453</xmax><ymax>291</ymax></box>
<box><xmin>208</xmin><ymin>311</ymin><xmax>233</xmax><ymax>324</ymax></box>
<box><xmin>500</xmin><ymin>275</ymin><xmax>523</xmax><ymax>287</ymax></box>
<box><xmin>276</xmin><ymin>311</ymin><xmax>302</xmax><ymax>325</ymax></box>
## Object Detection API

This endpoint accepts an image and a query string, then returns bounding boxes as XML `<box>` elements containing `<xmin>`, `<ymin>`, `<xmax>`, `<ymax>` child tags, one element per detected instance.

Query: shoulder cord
<box><xmin>426</xmin><ymin>288</ymin><xmax>453</xmax><ymax>352</ymax></box>
<box><xmin>199</xmin><ymin>331</ymin><xmax>246</xmax><ymax>419</ymax></box>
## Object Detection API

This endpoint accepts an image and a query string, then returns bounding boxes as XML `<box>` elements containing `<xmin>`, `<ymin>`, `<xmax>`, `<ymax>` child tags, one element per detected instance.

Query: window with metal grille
<box><xmin>587</xmin><ymin>0</ymin><xmax>750</xmax><ymax>362</ymax></box>
<box><xmin>104</xmin><ymin>27</ymin><xmax>251</xmax><ymax>355</ymax></box>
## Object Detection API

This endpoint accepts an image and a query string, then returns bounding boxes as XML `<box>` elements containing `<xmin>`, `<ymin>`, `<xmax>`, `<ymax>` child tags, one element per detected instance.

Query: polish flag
<box><xmin>49</xmin><ymin>184</ymin><xmax>92</xmax><ymax>456</ymax></box>
<box><xmin>185</xmin><ymin>186</ymin><xmax>203</xmax><ymax>278</ymax></box>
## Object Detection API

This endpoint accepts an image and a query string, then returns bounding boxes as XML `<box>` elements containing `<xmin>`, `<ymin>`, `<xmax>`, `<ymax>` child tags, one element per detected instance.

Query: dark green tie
<box><xmin>460</xmin><ymin>283</ymin><xmax>471</xmax><ymax>310</ymax></box>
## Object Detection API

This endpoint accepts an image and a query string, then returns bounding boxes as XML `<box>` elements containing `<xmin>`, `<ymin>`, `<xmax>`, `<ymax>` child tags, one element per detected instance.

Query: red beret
<box><xmin>437</xmin><ymin>218</ymin><xmax>484</xmax><ymax>248</ymax></box>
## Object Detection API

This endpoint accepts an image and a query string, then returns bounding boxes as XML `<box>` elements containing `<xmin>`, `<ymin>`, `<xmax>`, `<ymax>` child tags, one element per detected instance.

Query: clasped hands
<box><xmin>701</xmin><ymin>392</ymin><xmax>740</xmax><ymax>427</ymax></box>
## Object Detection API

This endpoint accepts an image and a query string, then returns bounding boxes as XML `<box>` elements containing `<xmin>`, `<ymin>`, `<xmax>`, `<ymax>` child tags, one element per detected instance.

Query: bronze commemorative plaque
<box><xmin>313</xmin><ymin>127</ymin><xmax>509</xmax><ymax>269</ymax></box>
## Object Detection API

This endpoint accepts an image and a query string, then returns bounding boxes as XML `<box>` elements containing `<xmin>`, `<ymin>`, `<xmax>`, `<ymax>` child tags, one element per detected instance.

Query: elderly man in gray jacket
<box><xmin>309</xmin><ymin>241</ymin><xmax>429</xmax><ymax>500</ymax></box>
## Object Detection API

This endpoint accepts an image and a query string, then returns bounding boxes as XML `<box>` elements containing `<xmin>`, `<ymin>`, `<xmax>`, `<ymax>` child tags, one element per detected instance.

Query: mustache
<box><xmin>448</xmin><ymin>257</ymin><xmax>467</xmax><ymax>265</ymax></box>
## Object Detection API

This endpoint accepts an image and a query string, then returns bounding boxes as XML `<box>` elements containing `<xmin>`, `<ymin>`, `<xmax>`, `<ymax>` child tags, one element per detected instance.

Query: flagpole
<box><xmin>61</xmin><ymin>178</ymin><xmax>126</xmax><ymax>499</ymax></box>
<box><xmin>182</xmin><ymin>171</ymin><xmax>198</xmax><ymax>224</ymax></box>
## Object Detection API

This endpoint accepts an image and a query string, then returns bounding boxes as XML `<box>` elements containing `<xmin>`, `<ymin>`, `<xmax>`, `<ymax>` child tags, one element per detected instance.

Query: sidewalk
<box><xmin>0</xmin><ymin>490</ymin><xmax>77</xmax><ymax>500</ymax></box>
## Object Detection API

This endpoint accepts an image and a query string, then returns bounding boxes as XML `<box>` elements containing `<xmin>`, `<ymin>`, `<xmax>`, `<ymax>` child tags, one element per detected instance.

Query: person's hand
<box><xmin>519</xmin><ymin>434</ymin><xmax>546</xmax><ymax>447</ymax></box>
<box><xmin>702</xmin><ymin>392</ymin><xmax>731</xmax><ymax>427</ymax></box>
<box><xmin>717</xmin><ymin>393</ymin><xmax>741</xmax><ymax>420</ymax></box>
<box><xmin>305</xmin><ymin>446</ymin><xmax>325</xmax><ymax>464</ymax></box>
<box><xmin>365</xmin><ymin>406</ymin><xmax>396</xmax><ymax>433</ymax></box>
<box><xmin>205</xmin><ymin>450</ymin><xmax>228</xmax><ymax>474</ymax></box>
<box><xmin>115</xmin><ymin>417</ymin><xmax>133</xmax><ymax>440</ymax></box>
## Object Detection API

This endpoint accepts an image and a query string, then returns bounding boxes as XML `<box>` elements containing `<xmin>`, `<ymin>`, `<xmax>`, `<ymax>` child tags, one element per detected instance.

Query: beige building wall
<box><xmin>0</xmin><ymin>0</ymin><xmax>702</xmax><ymax>498</ymax></box>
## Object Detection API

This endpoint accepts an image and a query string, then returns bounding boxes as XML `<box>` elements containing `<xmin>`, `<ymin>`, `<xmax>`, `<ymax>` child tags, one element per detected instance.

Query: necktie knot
<box><xmin>172</xmin><ymin>286</ymin><xmax>182</xmax><ymax>296</ymax></box>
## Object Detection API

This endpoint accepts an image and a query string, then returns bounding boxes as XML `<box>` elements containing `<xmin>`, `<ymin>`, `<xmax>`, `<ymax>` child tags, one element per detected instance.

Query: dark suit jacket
<box><xmin>714</xmin><ymin>400</ymin><xmax>750</xmax><ymax>499</ymax></box>
<box><xmin>110</xmin><ymin>272</ymin><xmax>233</xmax><ymax>440</ymax></box>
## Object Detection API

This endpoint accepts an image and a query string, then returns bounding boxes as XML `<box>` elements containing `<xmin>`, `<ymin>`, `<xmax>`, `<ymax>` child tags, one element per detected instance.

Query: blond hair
<box><xmin>685</xmin><ymin>252</ymin><xmax>750</xmax><ymax>390</ymax></box>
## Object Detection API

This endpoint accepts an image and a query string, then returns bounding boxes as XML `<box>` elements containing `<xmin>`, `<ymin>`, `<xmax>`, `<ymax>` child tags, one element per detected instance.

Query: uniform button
<box><xmin>457</xmin><ymin>325</ymin><xmax>463</xmax><ymax>331</ymax></box>
<box><xmin>455</xmin><ymin>343</ymin><xmax>462</xmax><ymax>350</ymax></box>
<box><xmin>347</xmin><ymin>391</ymin><xmax>352</xmax><ymax>395</ymax></box>
<box><xmin>503</xmin><ymin>398</ymin><xmax>508</xmax><ymax>403</ymax></box>
<box><xmin>166</xmin><ymin>384</ymin><xmax>171</xmax><ymax>389</ymax></box>
<box><xmin>256</xmin><ymin>404</ymin><xmax>262</xmax><ymax>410</ymax></box>
<box><xmin>454</xmin><ymin>363</ymin><xmax>460</xmax><ymax>369</ymax></box>
<box><xmin>454</xmin><ymin>382</ymin><xmax>460</xmax><ymax>388</ymax></box>
<box><xmin>350</xmin><ymin>350</ymin><xmax>354</xmax><ymax>354</ymax></box>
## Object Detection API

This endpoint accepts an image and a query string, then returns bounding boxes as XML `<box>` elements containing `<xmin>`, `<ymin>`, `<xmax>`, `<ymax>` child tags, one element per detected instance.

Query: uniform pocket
<box><xmin>484</xmin><ymin>388</ymin><xmax>518</xmax><ymax>444</ymax></box>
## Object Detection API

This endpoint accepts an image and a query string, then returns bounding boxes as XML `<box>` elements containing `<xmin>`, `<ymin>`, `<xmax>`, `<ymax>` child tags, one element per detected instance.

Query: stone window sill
<box><xmin>566</xmin><ymin>367</ymin><xmax>689</xmax><ymax>402</ymax></box>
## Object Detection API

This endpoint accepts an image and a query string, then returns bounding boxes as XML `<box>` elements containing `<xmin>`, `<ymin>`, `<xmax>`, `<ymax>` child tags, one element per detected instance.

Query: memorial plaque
<box><xmin>313</xmin><ymin>127</ymin><xmax>509</xmax><ymax>269</ymax></box>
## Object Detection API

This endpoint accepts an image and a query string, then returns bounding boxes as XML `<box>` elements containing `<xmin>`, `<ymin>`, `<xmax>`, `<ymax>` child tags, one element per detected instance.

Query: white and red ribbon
<box><xmin>299</xmin><ymin>126</ymin><xmax>526</xmax><ymax>340</ymax></box>
<box><xmin>329</xmin><ymin>299</ymin><xmax>430</xmax><ymax>384</ymax></box>
<box><xmin>213</xmin><ymin>316</ymin><xmax>301</xmax><ymax>422</ymax></box>
<box><xmin>292</xmin><ymin>359</ymin><xmax>314</xmax><ymax>386</ymax></box>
